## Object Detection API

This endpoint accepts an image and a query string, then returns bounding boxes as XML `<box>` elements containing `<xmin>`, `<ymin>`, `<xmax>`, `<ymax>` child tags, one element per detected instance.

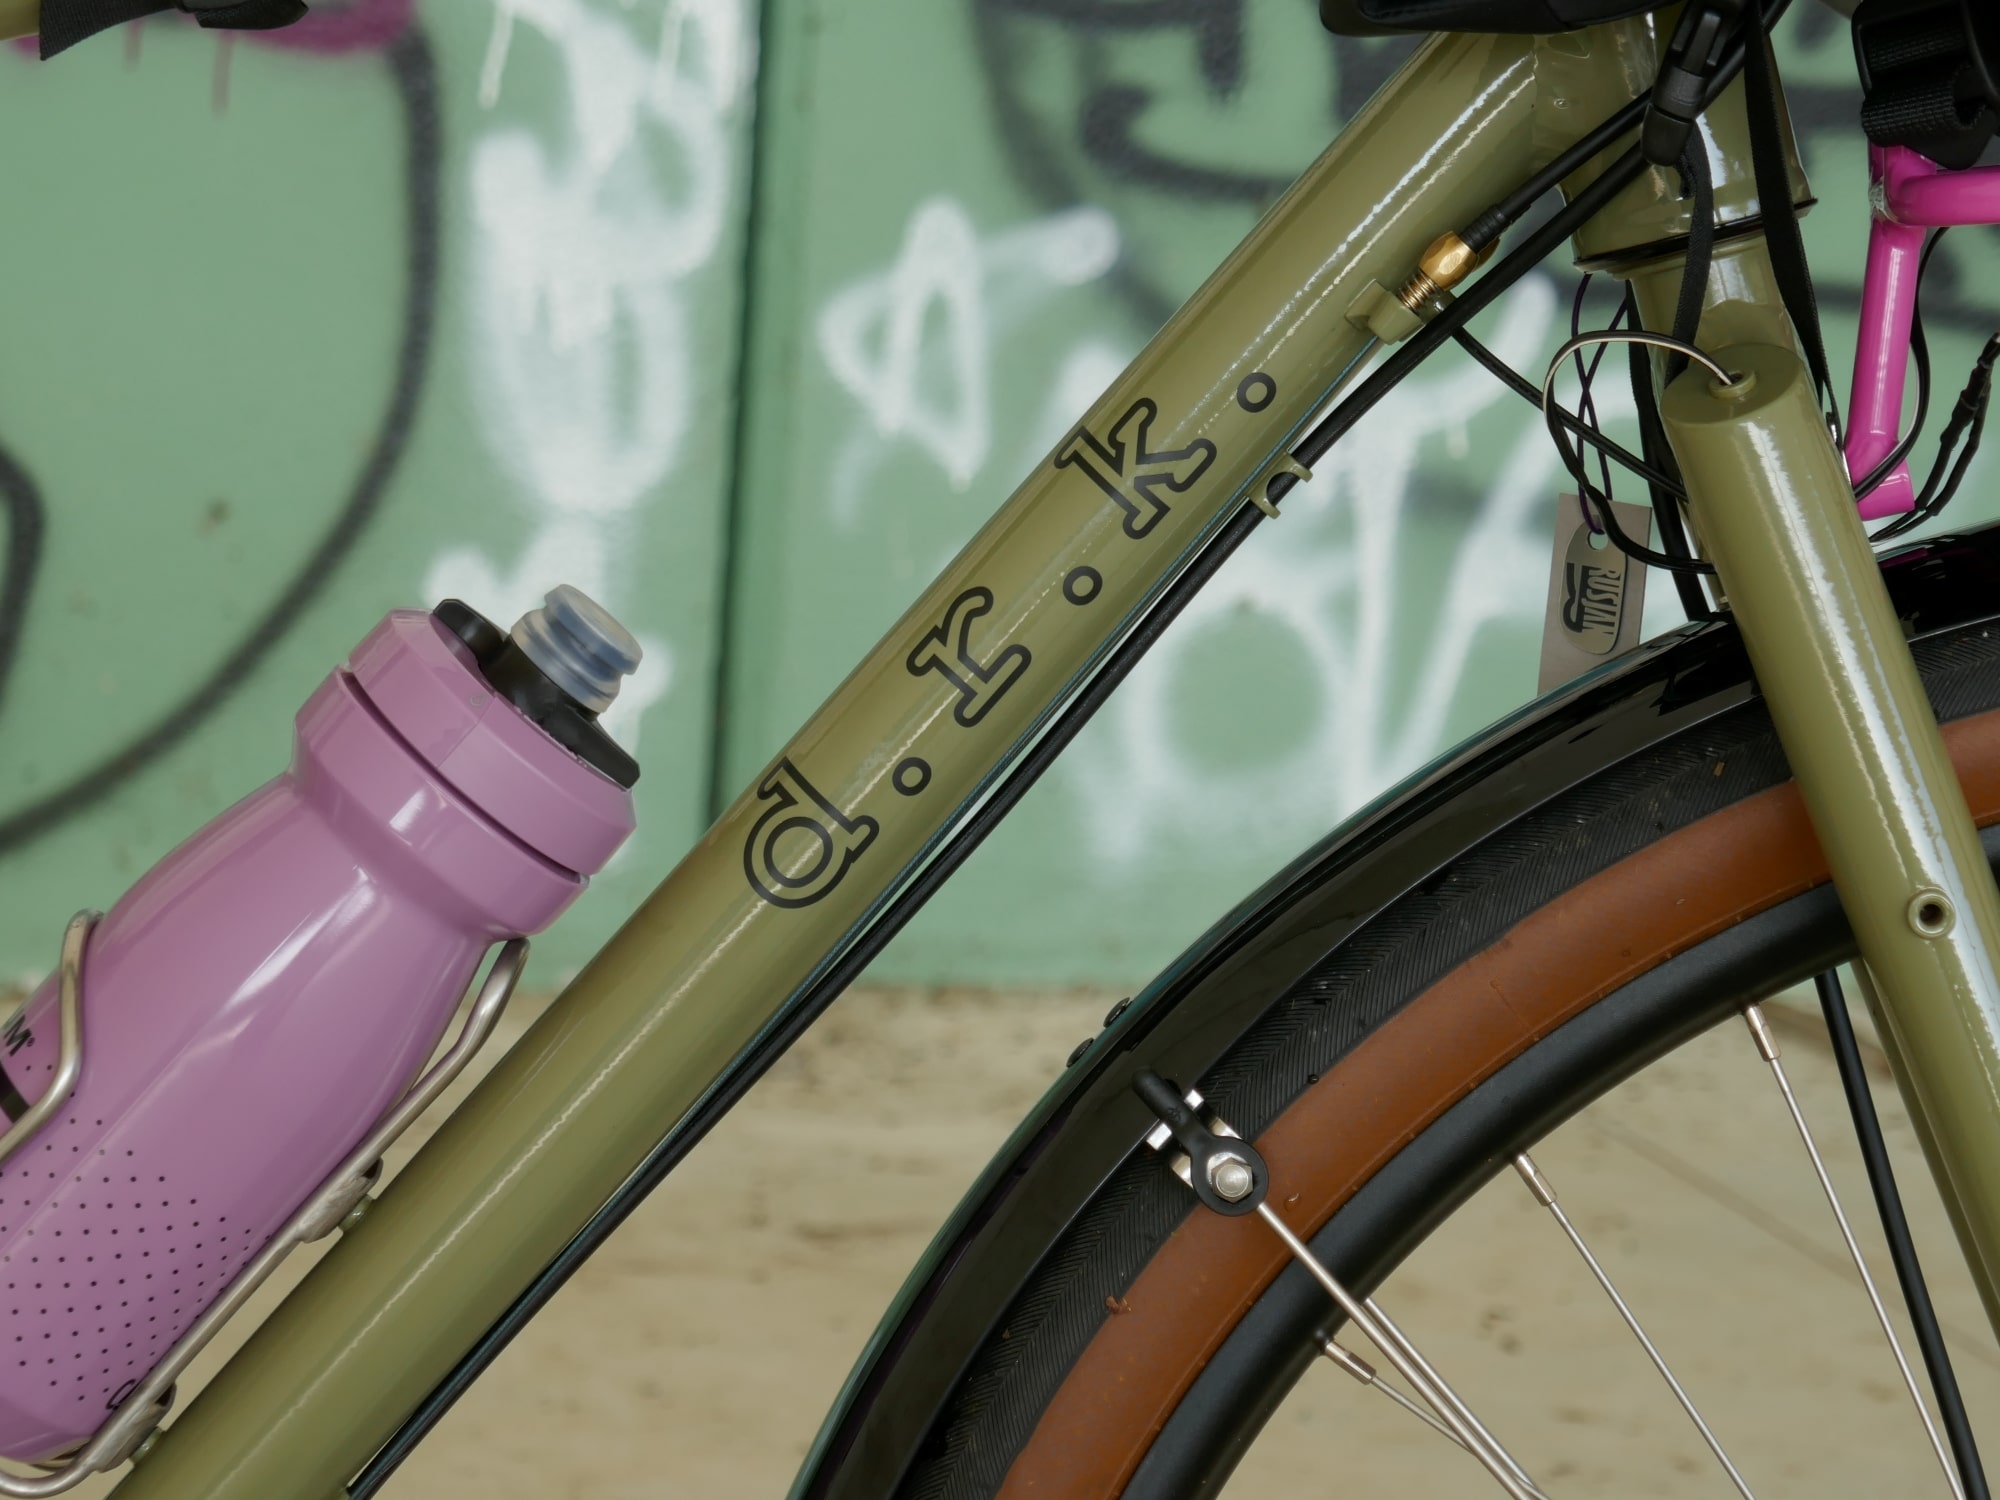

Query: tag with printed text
<box><xmin>1538</xmin><ymin>494</ymin><xmax>1650</xmax><ymax>695</ymax></box>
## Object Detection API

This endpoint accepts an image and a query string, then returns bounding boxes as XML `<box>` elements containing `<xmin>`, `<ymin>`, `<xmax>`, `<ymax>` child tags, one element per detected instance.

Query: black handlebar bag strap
<box><xmin>1854</xmin><ymin>0</ymin><xmax>2000</xmax><ymax>170</ymax></box>
<box><xmin>37</xmin><ymin>0</ymin><xmax>305</xmax><ymax>58</ymax></box>
<box><xmin>1320</xmin><ymin>0</ymin><xmax>1665</xmax><ymax>34</ymax></box>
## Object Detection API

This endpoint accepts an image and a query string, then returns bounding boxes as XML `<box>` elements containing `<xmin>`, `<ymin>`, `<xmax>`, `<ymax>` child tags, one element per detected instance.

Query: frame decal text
<box><xmin>1054</xmin><ymin>397</ymin><xmax>1216</xmax><ymax>539</ymax></box>
<box><xmin>744</xmin><ymin>760</ymin><xmax>880</xmax><ymax>909</ymax></box>
<box><xmin>907</xmin><ymin>585</ymin><xmax>1032</xmax><ymax>726</ymax></box>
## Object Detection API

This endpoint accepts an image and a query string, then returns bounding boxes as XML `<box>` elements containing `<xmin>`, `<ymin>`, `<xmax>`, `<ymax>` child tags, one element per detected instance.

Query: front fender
<box><xmin>791</xmin><ymin>522</ymin><xmax>2000</xmax><ymax>1500</ymax></box>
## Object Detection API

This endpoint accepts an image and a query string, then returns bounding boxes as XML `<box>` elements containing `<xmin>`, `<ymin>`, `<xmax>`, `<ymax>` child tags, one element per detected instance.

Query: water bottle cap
<box><xmin>509</xmin><ymin>586</ymin><xmax>641</xmax><ymax>716</ymax></box>
<box><xmin>344</xmin><ymin>611</ymin><xmax>638</xmax><ymax>875</ymax></box>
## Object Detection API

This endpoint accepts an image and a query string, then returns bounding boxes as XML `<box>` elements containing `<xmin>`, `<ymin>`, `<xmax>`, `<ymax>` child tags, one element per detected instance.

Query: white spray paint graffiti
<box><xmin>427</xmin><ymin>0</ymin><xmax>751</xmax><ymax>756</ymax></box>
<box><xmin>816</xmin><ymin>198</ymin><xmax>1121</xmax><ymax>523</ymax></box>
<box><xmin>813</xmin><ymin>196</ymin><xmax>1582</xmax><ymax>868</ymax></box>
<box><xmin>1070</xmin><ymin>274</ymin><xmax>1595</xmax><ymax>863</ymax></box>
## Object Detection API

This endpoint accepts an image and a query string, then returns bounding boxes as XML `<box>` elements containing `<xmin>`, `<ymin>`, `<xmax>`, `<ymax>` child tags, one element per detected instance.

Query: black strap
<box><xmin>38</xmin><ymin>0</ymin><xmax>164</xmax><ymax>56</ymax></box>
<box><xmin>1863</xmin><ymin>60</ymin><xmax>1979</xmax><ymax>151</ymax></box>
<box><xmin>38</xmin><ymin>0</ymin><xmax>305</xmax><ymax>59</ymax></box>
<box><xmin>1666</xmin><ymin>138</ymin><xmax>1716</xmax><ymax>385</ymax></box>
<box><xmin>1628</xmin><ymin>287</ymin><xmax>1716</xmax><ymax>622</ymax></box>
<box><xmin>1742</xmin><ymin>0</ymin><xmax>1837</xmax><ymax>426</ymax></box>
<box><xmin>1855</xmin><ymin>0</ymin><xmax>2000</xmax><ymax>171</ymax></box>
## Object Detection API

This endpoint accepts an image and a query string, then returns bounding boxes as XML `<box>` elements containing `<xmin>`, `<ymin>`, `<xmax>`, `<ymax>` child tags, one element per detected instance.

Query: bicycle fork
<box><xmin>1659</xmin><ymin>336</ymin><xmax>2000</xmax><ymax>1333</ymax></box>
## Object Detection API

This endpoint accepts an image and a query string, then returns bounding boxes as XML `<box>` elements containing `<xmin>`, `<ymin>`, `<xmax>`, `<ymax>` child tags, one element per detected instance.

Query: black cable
<box><xmin>1289</xmin><ymin>0</ymin><xmax>1786</xmax><ymax>496</ymax></box>
<box><xmin>348</xmin><ymin>497</ymin><xmax>1270</xmax><ymax>1497</ymax></box>
<box><xmin>1579</xmin><ymin>294</ymin><xmax>1636</xmax><ymax>526</ymax></box>
<box><xmin>1877</xmin><ymin>319</ymin><xmax>1995</xmax><ymax>541</ymax></box>
<box><xmin>1452</xmin><ymin>328</ymin><xmax>1686</xmax><ymax>499</ymax></box>
<box><xmin>1746</xmin><ymin>0</ymin><xmax>1836</xmax><ymax>429</ymax></box>
<box><xmin>1869</xmin><ymin>290</ymin><xmax>1934</xmax><ymax>500</ymax></box>
<box><xmin>1538</xmin><ymin>328</ymin><xmax>1719</xmax><ymax>577</ymax></box>
<box><xmin>1878</xmin><ymin>340</ymin><xmax>1996</xmax><ymax>542</ymax></box>
<box><xmin>1626</xmin><ymin>288</ymin><xmax>1715</xmax><ymax>621</ymax></box>
<box><xmin>1309</xmin><ymin>158</ymin><xmax>1709</xmax><ymax>583</ymax></box>
<box><xmin>1665</xmin><ymin>137</ymin><xmax>1716</xmax><ymax>386</ymax></box>
<box><xmin>1814</xmin><ymin>971</ymin><xmax>1991</xmax><ymax>1500</ymax></box>
<box><xmin>1287</xmin><ymin>145</ymin><xmax>1650</xmax><ymax>489</ymax></box>
<box><xmin>1530</xmin><ymin>146</ymin><xmax>1719</xmax><ymax>580</ymax></box>
<box><xmin>1575</xmin><ymin>0</ymin><xmax>1787</xmax><ymax>591</ymax></box>
<box><xmin>1458</xmin><ymin>0</ymin><xmax>1795</xmax><ymax>254</ymax></box>
<box><xmin>1552</xmin><ymin>406</ymin><xmax>1714</xmax><ymax>575</ymax></box>
<box><xmin>1872</xmin><ymin>368</ymin><xmax>1994</xmax><ymax>546</ymax></box>
<box><xmin>1857</xmin><ymin>228</ymin><xmax>1945</xmax><ymax>508</ymax></box>
<box><xmin>1572</xmin><ymin>275</ymin><xmax>1620</xmax><ymax>507</ymax></box>
<box><xmin>1463</xmin><ymin>95</ymin><xmax>1649</xmax><ymax>252</ymax></box>
<box><xmin>1916</xmin><ymin>359</ymin><xmax>1994</xmax><ymax>513</ymax></box>
<box><xmin>1486</xmin><ymin>97</ymin><xmax>1648</xmax><ymax>239</ymax></box>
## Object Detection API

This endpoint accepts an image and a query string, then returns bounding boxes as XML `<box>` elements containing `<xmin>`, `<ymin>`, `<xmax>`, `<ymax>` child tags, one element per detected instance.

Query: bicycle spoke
<box><xmin>1512</xmin><ymin>1152</ymin><xmax>1759</xmax><ymax>1500</ymax></box>
<box><xmin>1743</xmin><ymin>1002</ymin><xmax>1965</xmax><ymax>1499</ymax></box>
<box><xmin>1139</xmin><ymin>1074</ymin><xmax>1547</xmax><ymax>1495</ymax></box>
<box><xmin>1317</xmin><ymin>1336</ymin><xmax>1555</xmax><ymax>1499</ymax></box>
<box><xmin>1319</xmin><ymin>1337</ymin><xmax>1470</xmax><ymax>1448</ymax></box>
<box><xmin>1254</xmin><ymin>1201</ymin><xmax>1546</xmax><ymax>1499</ymax></box>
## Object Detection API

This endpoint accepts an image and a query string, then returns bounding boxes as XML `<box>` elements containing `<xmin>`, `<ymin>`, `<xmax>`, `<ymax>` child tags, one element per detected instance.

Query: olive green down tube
<box><xmin>1662</xmin><ymin>343</ymin><xmax>2000</xmax><ymax>1332</ymax></box>
<box><xmin>110</xmin><ymin>29</ymin><xmax>1620</xmax><ymax>1500</ymax></box>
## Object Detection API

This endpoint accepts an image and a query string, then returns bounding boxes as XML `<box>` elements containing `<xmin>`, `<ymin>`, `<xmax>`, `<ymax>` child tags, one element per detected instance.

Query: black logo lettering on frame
<box><xmin>1053</xmin><ymin>397</ymin><xmax>1216</xmax><ymax>539</ymax></box>
<box><xmin>907</xmin><ymin>586</ymin><xmax>1031</xmax><ymax>726</ymax></box>
<box><xmin>743</xmin><ymin>759</ymin><xmax>879</xmax><ymax>909</ymax></box>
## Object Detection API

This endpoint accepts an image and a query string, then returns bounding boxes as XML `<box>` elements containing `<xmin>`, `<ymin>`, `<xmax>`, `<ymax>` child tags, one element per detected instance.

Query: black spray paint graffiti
<box><xmin>0</xmin><ymin>9</ymin><xmax>441</xmax><ymax>856</ymax></box>
<box><xmin>0</xmin><ymin>447</ymin><xmax>43</xmax><ymax>737</ymax></box>
<box><xmin>969</xmin><ymin>0</ymin><xmax>1999</xmax><ymax>333</ymax></box>
<box><xmin>971</xmin><ymin>0</ymin><xmax>1406</xmax><ymax>328</ymax></box>
<box><xmin>0</xmin><ymin>5</ymin><xmax>1985</xmax><ymax>864</ymax></box>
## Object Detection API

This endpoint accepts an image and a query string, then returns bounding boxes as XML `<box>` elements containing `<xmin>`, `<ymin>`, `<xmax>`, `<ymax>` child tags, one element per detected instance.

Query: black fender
<box><xmin>791</xmin><ymin>523</ymin><xmax>2000</xmax><ymax>1500</ymax></box>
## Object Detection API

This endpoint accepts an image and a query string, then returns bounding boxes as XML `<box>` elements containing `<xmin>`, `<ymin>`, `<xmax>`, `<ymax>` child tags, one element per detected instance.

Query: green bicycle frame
<box><xmin>109</xmin><ymin>14</ymin><xmax>2000</xmax><ymax>1499</ymax></box>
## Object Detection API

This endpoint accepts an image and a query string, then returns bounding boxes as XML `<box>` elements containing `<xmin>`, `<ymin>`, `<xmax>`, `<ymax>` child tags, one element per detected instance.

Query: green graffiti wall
<box><xmin>0</xmin><ymin>0</ymin><xmax>753</xmax><ymax>985</ymax></box>
<box><xmin>0</xmin><ymin>1</ymin><xmax>1992</xmax><ymax>990</ymax></box>
<box><xmin>725</xmin><ymin>0</ymin><xmax>2000</xmax><ymax>985</ymax></box>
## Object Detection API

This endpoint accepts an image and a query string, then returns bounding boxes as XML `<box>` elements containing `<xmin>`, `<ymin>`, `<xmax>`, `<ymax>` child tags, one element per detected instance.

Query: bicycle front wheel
<box><xmin>794</xmin><ymin>524</ymin><xmax>2000</xmax><ymax>1500</ymax></box>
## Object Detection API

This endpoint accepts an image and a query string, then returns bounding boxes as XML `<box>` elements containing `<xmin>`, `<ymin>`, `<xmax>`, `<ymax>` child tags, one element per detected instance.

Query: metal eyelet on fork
<box><xmin>1908</xmin><ymin>889</ymin><xmax>1957</xmax><ymax>938</ymax></box>
<box><xmin>0</xmin><ymin>917</ymin><xmax>529</xmax><ymax>1497</ymax></box>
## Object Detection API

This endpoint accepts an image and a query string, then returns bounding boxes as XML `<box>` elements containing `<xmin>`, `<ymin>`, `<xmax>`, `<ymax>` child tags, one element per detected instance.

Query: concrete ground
<box><xmin>34</xmin><ymin>980</ymin><xmax>2000</xmax><ymax>1498</ymax></box>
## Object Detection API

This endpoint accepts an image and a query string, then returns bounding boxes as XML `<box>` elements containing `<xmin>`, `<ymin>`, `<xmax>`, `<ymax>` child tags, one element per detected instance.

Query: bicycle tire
<box><xmin>792</xmin><ymin>520</ymin><xmax>2000</xmax><ymax>1500</ymax></box>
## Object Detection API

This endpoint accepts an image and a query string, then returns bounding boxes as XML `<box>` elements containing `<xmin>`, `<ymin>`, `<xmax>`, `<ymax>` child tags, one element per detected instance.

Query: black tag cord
<box><xmin>1743</xmin><ymin>0</ymin><xmax>1839</xmax><ymax>431</ymax></box>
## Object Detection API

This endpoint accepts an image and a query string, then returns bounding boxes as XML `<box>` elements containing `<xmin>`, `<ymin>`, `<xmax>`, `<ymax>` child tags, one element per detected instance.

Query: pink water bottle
<box><xmin>0</xmin><ymin>587</ymin><xmax>640</xmax><ymax>1461</ymax></box>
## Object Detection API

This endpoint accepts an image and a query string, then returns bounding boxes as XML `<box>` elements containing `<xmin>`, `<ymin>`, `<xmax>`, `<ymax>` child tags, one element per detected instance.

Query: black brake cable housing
<box><xmin>1855</xmin><ymin>0</ymin><xmax>2000</xmax><ymax>171</ymax></box>
<box><xmin>1319</xmin><ymin>1</ymin><xmax>1666</xmax><ymax>36</ymax></box>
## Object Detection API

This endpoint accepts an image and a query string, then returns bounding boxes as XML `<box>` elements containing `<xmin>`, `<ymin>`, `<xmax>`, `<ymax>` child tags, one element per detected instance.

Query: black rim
<box><xmin>1126</xmin><ymin>860</ymin><xmax>1874</xmax><ymax>1495</ymax></box>
<box><xmin>900</xmin><ymin>632</ymin><xmax>2000</xmax><ymax>1500</ymax></box>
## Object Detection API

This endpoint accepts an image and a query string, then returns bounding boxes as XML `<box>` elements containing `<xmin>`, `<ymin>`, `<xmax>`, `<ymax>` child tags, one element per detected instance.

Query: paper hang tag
<box><xmin>1538</xmin><ymin>494</ymin><xmax>1651</xmax><ymax>695</ymax></box>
